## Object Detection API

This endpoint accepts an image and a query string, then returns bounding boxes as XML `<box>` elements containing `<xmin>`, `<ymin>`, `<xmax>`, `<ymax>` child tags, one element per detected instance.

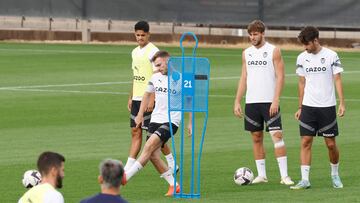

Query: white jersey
<box><xmin>18</xmin><ymin>183</ymin><xmax>64</xmax><ymax>203</ymax></box>
<box><xmin>296</xmin><ymin>47</ymin><xmax>343</xmax><ymax>107</ymax></box>
<box><xmin>244</xmin><ymin>42</ymin><xmax>276</xmax><ymax>103</ymax></box>
<box><xmin>147</xmin><ymin>72</ymin><xmax>181</xmax><ymax>126</ymax></box>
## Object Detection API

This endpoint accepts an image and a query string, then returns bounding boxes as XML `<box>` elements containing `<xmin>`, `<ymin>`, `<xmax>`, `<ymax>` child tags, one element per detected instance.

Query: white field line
<box><xmin>2</xmin><ymin>88</ymin><xmax>360</xmax><ymax>102</ymax></box>
<box><xmin>0</xmin><ymin>81</ymin><xmax>131</xmax><ymax>90</ymax></box>
<box><xmin>3</xmin><ymin>88</ymin><xmax>128</xmax><ymax>95</ymax></box>
<box><xmin>1</xmin><ymin>70</ymin><xmax>359</xmax><ymax>90</ymax></box>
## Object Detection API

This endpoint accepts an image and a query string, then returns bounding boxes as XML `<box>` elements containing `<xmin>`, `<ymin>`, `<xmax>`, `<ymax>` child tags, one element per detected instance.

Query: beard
<box><xmin>56</xmin><ymin>174</ymin><xmax>63</xmax><ymax>189</ymax></box>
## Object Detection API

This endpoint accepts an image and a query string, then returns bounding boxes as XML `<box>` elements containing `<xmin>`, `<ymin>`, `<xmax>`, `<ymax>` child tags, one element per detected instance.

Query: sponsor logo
<box><xmin>263</xmin><ymin>52</ymin><xmax>268</xmax><ymax>58</ymax></box>
<box><xmin>133</xmin><ymin>75</ymin><xmax>145</xmax><ymax>81</ymax></box>
<box><xmin>247</xmin><ymin>60</ymin><xmax>268</xmax><ymax>66</ymax></box>
<box><xmin>305</xmin><ymin>67</ymin><xmax>327</xmax><ymax>73</ymax></box>
<box><xmin>322</xmin><ymin>133</ymin><xmax>335</xmax><ymax>137</ymax></box>
<box><xmin>321</xmin><ymin>58</ymin><xmax>326</xmax><ymax>64</ymax></box>
<box><xmin>155</xmin><ymin>87</ymin><xmax>177</xmax><ymax>94</ymax></box>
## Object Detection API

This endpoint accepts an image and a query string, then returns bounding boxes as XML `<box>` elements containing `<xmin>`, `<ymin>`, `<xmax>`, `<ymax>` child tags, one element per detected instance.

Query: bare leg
<box><xmin>324</xmin><ymin>137</ymin><xmax>339</xmax><ymax>164</ymax></box>
<box><xmin>129</xmin><ymin>127</ymin><xmax>142</xmax><ymax>158</ymax></box>
<box><xmin>252</xmin><ymin>131</ymin><xmax>265</xmax><ymax>160</ymax></box>
<box><xmin>300</xmin><ymin>136</ymin><xmax>313</xmax><ymax>165</ymax></box>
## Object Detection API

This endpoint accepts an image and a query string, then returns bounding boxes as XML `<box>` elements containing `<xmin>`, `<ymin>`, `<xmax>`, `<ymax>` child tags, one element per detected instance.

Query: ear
<box><xmin>49</xmin><ymin>166</ymin><xmax>58</xmax><ymax>176</ymax></box>
<box><xmin>98</xmin><ymin>175</ymin><xmax>103</xmax><ymax>184</ymax></box>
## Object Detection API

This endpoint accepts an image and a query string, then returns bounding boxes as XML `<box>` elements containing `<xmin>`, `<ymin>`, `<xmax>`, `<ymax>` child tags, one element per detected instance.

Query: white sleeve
<box><xmin>331</xmin><ymin>53</ymin><xmax>344</xmax><ymax>75</ymax></box>
<box><xmin>149</xmin><ymin>46</ymin><xmax>160</xmax><ymax>71</ymax></box>
<box><xmin>147</xmin><ymin>77</ymin><xmax>155</xmax><ymax>93</ymax></box>
<box><xmin>44</xmin><ymin>191</ymin><xmax>64</xmax><ymax>203</ymax></box>
<box><xmin>296</xmin><ymin>55</ymin><xmax>305</xmax><ymax>76</ymax></box>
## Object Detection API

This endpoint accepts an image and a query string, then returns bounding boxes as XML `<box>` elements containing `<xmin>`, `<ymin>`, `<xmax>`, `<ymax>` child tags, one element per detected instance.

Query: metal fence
<box><xmin>0</xmin><ymin>0</ymin><xmax>359</xmax><ymax>28</ymax></box>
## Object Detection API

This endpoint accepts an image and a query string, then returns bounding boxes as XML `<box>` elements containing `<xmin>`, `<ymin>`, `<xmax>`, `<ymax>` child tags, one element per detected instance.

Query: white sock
<box><xmin>255</xmin><ymin>159</ymin><xmax>267</xmax><ymax>178</ymax></box>
<box><xmin>330</xmin><ymin>162</ymin><xmax>339</xmax><ymax>176</ymax></box>
<box><xmin>301</xmin><ymin>165</ymin><xmax>310</xmax><ymax>181</ymax></box>
<box><xmin>124</xmin><ymin>157</ymin><xmax>136</xmax><ymax>171</ymax></box>
<box><xmin>165</xmin><ymin>153</ymin><xmax>175</xmax><ymax>169</ymax></box>
<box><xmin>125</xmin><ymin>161</ymin><xmax>143</xmax><ymax>181</ymax></box>
<box><xmin>277</xmin><ymin>156</ymin><xmax>288</xmax><ymax>178</ymax></box>
<box><xmin>161</xmin><ymin>170</ymin><xmax>175</xmax><ymax>186</ymax></box>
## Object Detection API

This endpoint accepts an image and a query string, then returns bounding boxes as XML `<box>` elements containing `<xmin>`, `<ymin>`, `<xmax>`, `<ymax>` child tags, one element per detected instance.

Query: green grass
<box><xmin>1</xmin><ymin>42</ymin><xmax>359</xmax><ymax>202</ymax></box>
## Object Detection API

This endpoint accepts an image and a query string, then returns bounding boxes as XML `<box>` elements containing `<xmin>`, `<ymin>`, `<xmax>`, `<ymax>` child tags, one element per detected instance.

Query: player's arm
<box><xmin>145</xmin><ymin>93</ymin><xmax>155</xmax><ymax>112</ymax></box>
<box><xmin>187</xmin><ymin>112</ymin><xmax>193</xmax><ymax>136</ymax></box>
<box><xmin>128</xmin><ymin>84</ymin><xmax>133</xmax><ymax>112</ymax></box>
<box><xmin>334</xmin><ymin>73</ymin><xmax>345</xmax><ymax>117</ymax></box>
<box><xmin>295</xmin><ymin>76</ymin><xmax>305</xmax><ymax>120</ymax></box>
<box><xmin>135</xmin><ymin>91</ymin><xmax>151</xmax><ymax>128</ymax></box>
<box><xmin>234</xmin><ymin>51</ymin><xmax>247</xmax><ymax>118</ymax></box>
<box><xmin>270</xmin><ymin>47</ymin><xmax>285</xmax><ymax>117</ymax></box>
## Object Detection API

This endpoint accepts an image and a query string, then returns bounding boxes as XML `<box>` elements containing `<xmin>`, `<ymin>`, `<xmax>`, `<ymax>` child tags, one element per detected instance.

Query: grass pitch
<box><xmin>0</xmin><ymin>42</ymin><xmax>359</xmax><ymax>202</ymax></box>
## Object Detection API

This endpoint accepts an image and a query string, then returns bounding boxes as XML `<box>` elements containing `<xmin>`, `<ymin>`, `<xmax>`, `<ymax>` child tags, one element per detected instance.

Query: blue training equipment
<box><xmin>168</xmin><ymin>32</ymin><xmax>210</xmax><ymax>199</ymax></box>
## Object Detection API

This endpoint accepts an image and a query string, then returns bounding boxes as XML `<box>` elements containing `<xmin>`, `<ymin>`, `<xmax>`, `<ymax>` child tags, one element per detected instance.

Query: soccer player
<box><xmin>234</xmin><ymin>20</ymin><xmax>294</xmax><ymax>185</ymax></box>
<box><xmin>125</xmin><ymin>21</ymin><xmax>176</xmax><ymax>173</ymax></box>
<box><xmin>123</xmin><ymin>50</ymin><xmax>191</xmax><ymax>196</ymax></box>
<box><xmin>290</xmin><ymin>26</ymin><xmax>345</xmax><ymax>189</ymax></box>
<box><xmin>18</xmin><ymin>151</ymin><xmax>65</xmax><ymax>203</ymax></box>
<box><xmin>80</xmin><ymin>159</ymin><xmax>128</xmax><ymax>203</ymax></box>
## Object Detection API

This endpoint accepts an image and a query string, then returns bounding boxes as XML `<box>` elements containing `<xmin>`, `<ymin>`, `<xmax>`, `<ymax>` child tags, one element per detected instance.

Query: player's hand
<box><xmin>269</xmin><ymin>101</ymin><xmax>279</xmax><ymax>117</ymax></box>
<box><xmin>127</xmin><ymin>99</ymin><xmax>132</xmax><ymax>112</ymax></box>
<box><xmin>338</xmin><ymin>103</ymin><xmax>345</xmax><ymax>117</ymax></box>
<box><xmin>294</xmin><ymin>109</ymin><xmax>301</xmax><ymax>120</ymax></box>
<box><xmin>134</xmin><ymin>115</ymin><xmax>144</xmax><ymax>128</ymax></box>
<box><xmin>234</xmin><ymin>103</ymin><xmax>243</xmax><ymax>118</ymax></box>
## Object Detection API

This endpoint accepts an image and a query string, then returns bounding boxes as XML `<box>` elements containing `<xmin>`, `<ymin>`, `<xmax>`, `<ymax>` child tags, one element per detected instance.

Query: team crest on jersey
<box><xmin>263</xmin><ymin>52</ymin><xmax>268</xmax><ymax>58</ymax></box>
<box><xmin>321</xmin><ymin>58</ymin><xmax>326</xmax><ymax>64</ymax></box>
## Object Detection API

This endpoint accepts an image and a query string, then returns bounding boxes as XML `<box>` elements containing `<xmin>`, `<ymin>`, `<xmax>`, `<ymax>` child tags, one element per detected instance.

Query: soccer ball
<box><xmin>234</xmin><ymin>167</ymin><xmax>254</xmax><ymax>185</ymax></box>
<box><xmin>22</xmin><ymin>170</ymin><xmax>42</xmax><ymax>188</ymax></box>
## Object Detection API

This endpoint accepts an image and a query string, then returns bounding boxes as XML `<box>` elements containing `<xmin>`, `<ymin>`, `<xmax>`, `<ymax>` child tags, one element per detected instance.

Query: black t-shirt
<box><xmin>80</xmin><ymin>193</ymin><xmax>128</xmax><ymax>203</ymax></box>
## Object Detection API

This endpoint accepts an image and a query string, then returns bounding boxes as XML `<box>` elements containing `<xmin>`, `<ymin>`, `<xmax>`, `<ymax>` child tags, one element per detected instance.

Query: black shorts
<box><xmin>130</xmin><ymin>100</ymin><xmax>152</xmax><ymax>130</ymax></box>
<box><xmin>244</xmin><ymin>103</ymin><xmax>282</xmax><ymax>132</ymax></box>
<box><xmin>299</xmin><ymin>105</ymin><xmax>338</xmax><ymax>137</ymax></box>
<box><xmin>147</xmin><ymin>122</ymin><xmax>178</xmax><ymax>144</ymax></box>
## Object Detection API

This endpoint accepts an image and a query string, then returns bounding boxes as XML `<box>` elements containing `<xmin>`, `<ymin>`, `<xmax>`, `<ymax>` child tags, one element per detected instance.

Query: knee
<box><xmin>326</xmin><ymin>142</ymin><xmax>337</xmax><ymax>151</ymax></box>
<box><xmin>301</xmin><ymin>139</ymin><xmax>312</xmax><ymax>149</ymax></box>
<box><xmin>131</xmin><ymin>128</ymin><xmax>142</xmax><ymax>137</ymax></box>
<box><xmin>252</xmin><ymin>134</ymin><xmax>263</xmax><ymax>144</ymax></box>
<box><xmin>270</xmin><ymin>131</ymin><xmax>285</xmax><ymax>148</ymax></box>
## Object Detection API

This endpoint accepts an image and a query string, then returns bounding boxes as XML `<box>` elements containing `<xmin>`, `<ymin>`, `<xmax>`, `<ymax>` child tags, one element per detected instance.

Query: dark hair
<box><xmin>134</xmin><ymin>21</ymin><xmax>149</xmax><ymax>32</ymax></box>
<box><xmin>37</xmin><ymin>151</ymin><xmax>65</xmax><ymax>176</ymax></box>
<box><xmin>151</xmin><ymin>50</ymin><xmax>170</xmax><ymax>62</ymax></box>
<box><xmin>247</xmin><ymin>20</ymin><xmax>266</xmax><ymax>34</ymax></box>
<box><xmin>298</xmin><ymin>26</ymin><xmax>319</xmax><ymax>45</ymax></box>
<box><xmin>100</xmin><ymin>159</ymin><xmax>124</xmax><ymax>188</ymax></box>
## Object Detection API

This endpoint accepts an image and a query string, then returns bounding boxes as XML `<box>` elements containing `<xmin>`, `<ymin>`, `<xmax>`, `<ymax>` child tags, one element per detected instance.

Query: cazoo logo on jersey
<box><xmin>247</xmin><ymin>60</ymin><xmax>267</xmax><ymax>66</ymax></box>
<box><xmin>155</xmin><ymin>87</ymin><xmax>177</xmax><ymax>94</ymax></box>
<box><xmin>133</xmin><ymin>75</ymin><xmax>145</xmax><ymax>81</ymax></box>
<box><xmin>305</xmin><ymin>67</ymin><xmax>327</xmax><ymax>73</ymax></box>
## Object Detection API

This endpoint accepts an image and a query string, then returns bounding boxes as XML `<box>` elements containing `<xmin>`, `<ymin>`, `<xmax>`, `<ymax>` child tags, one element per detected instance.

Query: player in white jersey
<box><xmin>290</xmin><ymin>26</ymin><xmax>345</xmax><ymax>190</ymax></box>
<box><xmin>19</xmin><ymin>152</ymin><xmax>65</xmax><ymax>203</ymax></box>
<box><xmin>234</xmin><ymin>20</ymin><xmax>294</xmax><ymax>185</ymax></box>
<box><xmin>122</xmin><ymin>51</ymin><xmax>191</xmax><ymax>196</ymax></box>
<box><xmin>125</xmin><ymin>21</ymin><xmax>177</xmax><ymax>175</ymax></box>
